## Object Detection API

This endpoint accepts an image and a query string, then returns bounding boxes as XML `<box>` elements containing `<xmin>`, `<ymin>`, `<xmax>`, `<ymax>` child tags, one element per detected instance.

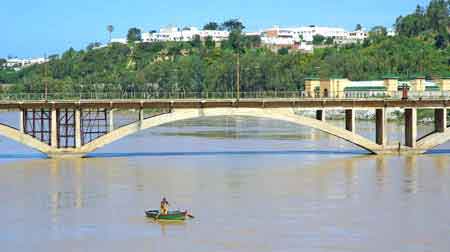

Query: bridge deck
<box><xmin>1</xmin><ymin>98</ymin><xmax>450</xmax><ymax>110</ymax></box>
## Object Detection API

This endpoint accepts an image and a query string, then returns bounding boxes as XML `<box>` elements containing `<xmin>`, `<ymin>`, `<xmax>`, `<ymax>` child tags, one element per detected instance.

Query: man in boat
<box><xmin>160</xmin><ymin>197</ymin><xmax>170</xmax><ymax>215</ymax></box>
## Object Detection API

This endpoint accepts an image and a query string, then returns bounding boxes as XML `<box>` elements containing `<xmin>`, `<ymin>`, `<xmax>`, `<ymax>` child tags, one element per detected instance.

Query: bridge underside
<box><xmin>0</xmin><ymin>107</ymin><xmax>449</xmax><ymax>158</ymax></box>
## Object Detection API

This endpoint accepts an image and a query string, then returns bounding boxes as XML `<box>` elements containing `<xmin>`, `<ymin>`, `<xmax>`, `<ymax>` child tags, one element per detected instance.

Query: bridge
<box><xmin>0</xmin><ymin>97</ymin><xmax>450</xmax><ymax>158</ymax></box>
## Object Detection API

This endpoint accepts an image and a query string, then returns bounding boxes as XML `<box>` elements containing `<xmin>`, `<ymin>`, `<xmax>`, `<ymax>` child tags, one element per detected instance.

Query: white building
<box><xmin>141</xmin><ymin>27</ymin><xmax>229</xmax><ymax>43</ymax></box>
<box><xmin>387</xmin><ymin>29</ymin><xmax>396</xmax><ymax>37</ymax></box>
<box><xmin>5</xmin><ymin>57</ymin><xmax>49</xmax><ymax>71</ymax></box>
<box><xmin>261</xmin><ymin>26</ymin><xmax>368</xmax><ymax>46</ymax></box>
<box><xmin>198</xmin><ymin>29</ymin><xmax>230</xmax><ymax>41</ymax></box>
<box><xmin>110</xmin><ymin>38</ymin><xmax>127</xmax><ymax>44</ymax></box>
<box><xmin>342</xmin><ymin>30</ymin><xmax>368</xmax><ymax>44</ymax></box>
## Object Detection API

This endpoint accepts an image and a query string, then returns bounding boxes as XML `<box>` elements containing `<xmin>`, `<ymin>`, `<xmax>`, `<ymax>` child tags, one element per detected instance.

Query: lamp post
<box><xmin>236</xmin><ymin>52</ymin><xmax>240</xmax><ymax>101</ymax></box>
<box><xmin>44</xmin><ymin>55</ymin><xmax>48</xmax><ymax>101</ymax></box>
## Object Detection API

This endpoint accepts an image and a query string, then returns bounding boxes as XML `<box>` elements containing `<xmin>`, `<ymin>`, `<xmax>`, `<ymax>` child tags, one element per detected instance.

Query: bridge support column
<box><xmin>434</xmin><ymin>108</ymin><xmax>447</xmax><ymax>133</ymax></box>
<box><xmin>316</xmin><ymin>110</ymin><xmax>325</xmax><ymax>122</ymax></box>
<box><xmin>405</xmin><ymin>108</ymin><xmax>417</xmax><ymax>148</ymax></box>
<box><xmin>139</xmin><ymin>108</ymin><xmax>144</xmax><ymax>128</ymax></box>
<box><xmin>19</xmin><ymin>109</ymin><xmax>24</xmax><ymax>133</ymax></box>
<box><xmin>75</xmin><ymin>109</ymin><xmax>81</xmax><ymax>148</ymax></box>
<box><xmin>376</xmin><ymin>109</ymin><xmax>386</xmax><ymax>146</ymax></box>
<box><xmin>109</xmin><ymin>109</ymin><xmax>114</xmax><ymax>132</ymax></box>
<box><xmin>345</xmin><ymin>109</ymin><xmax>355</xmax><ymax>133</ymax></box>
<box><xmin>51</xmin><ymin>108</ymin><xmax>57</xmax><ymax>148</ymax></box>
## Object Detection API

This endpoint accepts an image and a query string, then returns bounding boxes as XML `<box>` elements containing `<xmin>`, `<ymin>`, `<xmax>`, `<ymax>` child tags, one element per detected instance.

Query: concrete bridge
<box><xmin>0</xmin><ymin>98</ymin><xmax>449</xmax><ymax>158</ymax></box>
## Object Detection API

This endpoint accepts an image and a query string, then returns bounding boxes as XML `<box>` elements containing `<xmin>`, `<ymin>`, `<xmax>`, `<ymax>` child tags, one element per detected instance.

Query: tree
<box><xmin>369</xmin><ymin>26</ymin><xmax>387</xmax><ymax>37</ymax></box>
<box><xmin>242</xmin><ymin>35</ymin><xmax>261</xmax><ymax>48</ymax></box>
<box><xmin>355</xmin><ymin>24</ymin><xmax>363</xmax><ymax>31</ymax></box>
<box><xmin>0</xmin><ymin>58</ymin><xmax>6</xmax><ymax>69</ymax></box>
<box><xmin>221</xmin><ymin>19</ymin><xmax>245</xmax><ymax>31</ymax></box>
<box><xmin>107</xmin><ymin>25</ymin><xmax>114</xmax><ymax>43</ymax></box>
<box><xmin>48</xmin><ymin>54</ymin><xmax>59</xmax><ymax>61</ymax></box>
<box><xmin>426</xmin><ymin>0</ymin><xmax>449</xmax><ymax>33</ymax></box>
<box><xmin>415</xmin><ymin>4</ymin><xmax>425</xmax><ymax>15</ymax></box>
<box><xmin>127</xmin><ymin>28</ymin><xmax>142</xmax><ymax>43</ymax></box>
<box><xmin>325</xmin><ymin>37</ymin><xmax>335</xmax><ymax>45</ymax></box>
<box><xmin>203</xmin><ymin>22</ymin><xmax>219</xmax><ymax>30</ymax></box>
<box><xmin>228</xmin><ymin>29</ymin><xmax>244</xmax><ymax>53</ymax></box>
<box><xmin>221</xmin><ymin>19</ymin><xmax>246</xmax><ymax>100</ymax></box>
<box><xmin>87</xmin><ymin>42</ymin><xmax>102</xmax><ymax>51</ymax></box>
<box><xmin>191</xmin><ymin>35</ymin><xmax>202</xmax><ymax>48</ymax></box>
<box><xmin>435</xmin><ymin>34</ymin><xmax>448</xmax><ymax>49</ymax></box>
<box><xmin>396</xmin><ymin>0</ymin><xmax>449</xmax><ymax>37</ymax></box>
<box><xmin>277</xmin><ymin>47</ymin><xmax>289</xmax><ymax>55</ymax></box>
<box><xmin>205</xmin><ymin>36</ymin><xmax>215</xmax><ymax>49</ymax></box>
<box><xmin>312</xmin><ymin>35</ymin><xmax>326</xmax><ymax>45</ymax></box>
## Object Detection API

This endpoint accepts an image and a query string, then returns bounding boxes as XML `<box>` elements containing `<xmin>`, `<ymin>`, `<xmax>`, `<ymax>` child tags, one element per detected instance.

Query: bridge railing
<box><xmin>1</xmin><ymin>90</ymin><xmax>450</xmax><ymax>101</ymax></box>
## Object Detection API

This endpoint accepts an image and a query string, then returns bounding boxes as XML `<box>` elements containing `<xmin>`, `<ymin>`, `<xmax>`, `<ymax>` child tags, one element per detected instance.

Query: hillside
<box><xmin>1</xmin><ymin>0</ymin><xmax>448</xmax><ymax>94</ymax></box>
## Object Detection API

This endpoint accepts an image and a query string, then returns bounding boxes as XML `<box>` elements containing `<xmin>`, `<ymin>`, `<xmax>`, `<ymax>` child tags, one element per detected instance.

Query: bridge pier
<box><xmin>51</xmin><ymin>109</ymin><xmax>58</xmax><ymax>148</ymax></box>
<box><xmin>109</xmin><ymin>109</ymin><xmax>114</xmax><ymax>132</ymax></box>
<box><xmin>316</xmin><ymin>110</ymin><xmax>325</xmax><ymax>121</ymax></box>
<box><xmin>434</xmin><ymin>108</ymin><xmax>447</xmax><ymax>133</ymax></box>
<box><xmin>345</xmin><ymin>109</ymin><xmax>355</xmax><ymax>133</ymax></box>
<box><xmin>405</xmin><ymin>108</ymin><xmax>417</xmax><ymax>148</ymax></box>
<box><xmin>75</xmin><ymin>109</ymin><xmax>81</xmax><ymax>148</ymax></box>
<box><xmin>139</xmin><ymin>108</ymin><xmax>144</xmax><ymax>129</ymax></box>
<box><xmin>19</xmin><ymin>109</ymin><xmax>24</xmax><ymax>133</ymax></box>
<box><xmin>376</xmin><ymin>108</ymin><xmax>386</xmax><ymax>146</ymax></box>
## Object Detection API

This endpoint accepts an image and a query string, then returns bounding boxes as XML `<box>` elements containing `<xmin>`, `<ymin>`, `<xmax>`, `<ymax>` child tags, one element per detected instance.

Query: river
<box><xmin>1</xmin><ymin>113</ymin><xmax>449</xmax><ymax>252</ymax></box>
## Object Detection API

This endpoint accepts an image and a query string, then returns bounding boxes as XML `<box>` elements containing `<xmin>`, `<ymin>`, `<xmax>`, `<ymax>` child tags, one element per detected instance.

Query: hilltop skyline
<box><xmin>2</xmin><ymin>0</ymin><xmax>430</xmax><ymax>58</ymax></box>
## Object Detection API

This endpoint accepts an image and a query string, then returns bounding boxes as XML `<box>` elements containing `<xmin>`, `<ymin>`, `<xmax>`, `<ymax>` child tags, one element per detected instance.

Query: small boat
<box><xmin>145</xmin><ymin>210</ymin><xmax>192</xmax><ymax>221</ymax></box>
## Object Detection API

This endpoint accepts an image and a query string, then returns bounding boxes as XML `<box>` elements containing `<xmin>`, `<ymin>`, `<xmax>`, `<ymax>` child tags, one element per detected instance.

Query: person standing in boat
<box><xmin>160</xmin><ymin>197</ymin><xmax>170</xmax><ymax>215</ymax></box>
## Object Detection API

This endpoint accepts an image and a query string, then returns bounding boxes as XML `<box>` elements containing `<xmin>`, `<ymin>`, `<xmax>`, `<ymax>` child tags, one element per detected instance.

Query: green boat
<box><xmin>145</xmin><ymin>210</ymin><xmax>189</xmax><ymax>221</ymax></box>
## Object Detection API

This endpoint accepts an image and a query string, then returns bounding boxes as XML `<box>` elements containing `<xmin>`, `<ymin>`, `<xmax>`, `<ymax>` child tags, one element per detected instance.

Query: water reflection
<box><xmin>433</xmin><ymin>155</ymin><xmax>449</xmax><ymax>174</ymax></box>
<box><xmin>404</xmin><ymin>156</ymin><xmax>418</xmax><ymax>194</ymax></box>
<box><xmin>375</xmin><ymin>157</ymin><xmax>387</xmax><ymax>191</ymax></box>
<box><xmin>343</xmin><ymin>159</ymin><xmax>358</xmax><ymax>199</ymax></box>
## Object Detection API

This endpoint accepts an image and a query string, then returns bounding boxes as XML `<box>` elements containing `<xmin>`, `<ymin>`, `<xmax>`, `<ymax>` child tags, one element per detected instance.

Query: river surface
<box><xmin>0</xmin><ymin>112</ymin><xmax>450</xmax><ymax>252</ymax></box>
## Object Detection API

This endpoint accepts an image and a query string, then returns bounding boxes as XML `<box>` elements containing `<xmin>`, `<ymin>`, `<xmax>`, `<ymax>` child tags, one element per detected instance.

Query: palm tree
<box><xmin>107</xmin><ymin>25</ymin><xmax>114</xmax><ymax>43</ymax></box>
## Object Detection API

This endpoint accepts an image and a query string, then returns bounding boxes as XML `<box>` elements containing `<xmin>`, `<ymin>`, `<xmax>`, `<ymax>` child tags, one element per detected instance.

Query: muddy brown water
<box><xmin>1</xmin><ymin>113</ymin><xmax>449</xmax><ymax>252</ymax></box>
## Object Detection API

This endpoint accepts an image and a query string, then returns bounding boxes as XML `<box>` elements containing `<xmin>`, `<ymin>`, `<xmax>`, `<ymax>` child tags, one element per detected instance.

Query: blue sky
<box><xmin>2</xmin><ymin>0</ymin><xmax>429</xmax><ymax>58</ymax></box>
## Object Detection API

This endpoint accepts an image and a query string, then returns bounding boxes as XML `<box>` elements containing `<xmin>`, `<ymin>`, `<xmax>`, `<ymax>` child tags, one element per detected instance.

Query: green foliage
<box><xmin>369</xmin><ymin>26</ymin><xmax>388</xmax><ymax>37</ymax></box>
<box><xmin>203</xmin><ymin>22</ymin><xmax>219</xmax><ymax>30</ymax></box>
<box><xmin>395</xmin><ymin>0</ymin><xmax>449</xmax><ymax>48</ymax></box>
<box><xmin>0</xmin><ymin>69</ymin><xmax>19</xmax><ymax>84</ymax></box>
<box><xmin>242</xmin><ymin>35</ymin><xmax>262</xmax><ymax>48</ymax></box>
<box><xmin>277</xmin><ymin>48</ymin><xmax>289</xmax><ymax>55</ymax></box>
<box><xmin>435</xmin><ymin>34</ymin><xmax>449</xmax><ymax>48</ymax></box>
<box><xmin>205</xmin><ymin>36</ymin><xmax>216</xmax><ymax>49</ymax></box>
<box><xmin>190</xmin><ymin>35</ymin><xmax>202</xmax><ymax>48</ymax></box>
<box><xmin>221</xmin><ymin>19</ymin><xmax>245</xmax><ymax>31</ymax></box>
<box><xmin>0</xmin><ymin>58</ymin><xmax>6</xmax><ymax>68</ymax></box>
<box><xmin>313</xmin><ymin>35</ymin><xmax>326</xmax><ymax>45</ymax></box>
<box><xmin>86</xmin><ymin>42</ymin><xmax>102</xmax><ymax>51</ymax></box>
<box><xmin>7</xmin><ymin>33</ymin><xmax>449</xmax><ymax>94</ymax></box>
<box><xmin>107</xmin><ymin>25</ymin><xmax>114</xmax><ymax>42</ymax></box>
<box><xmin>107</xmin><ymin>25</ymin><xmax>114</xmax><ymax>33</ymax></box>
<box><xmin>127</xmin><ymin>28</ymin><xmax>142</xmax><ymax>43</ymax></box>
<box><xmin>5</xmin><ymin>4</ymin><xmax>450</xmax><ymax>95</ymax></box>
<box><xmin>324</xmin><ymin>37</ymin><xmax>334</xmax><ymax>45</ymax></box>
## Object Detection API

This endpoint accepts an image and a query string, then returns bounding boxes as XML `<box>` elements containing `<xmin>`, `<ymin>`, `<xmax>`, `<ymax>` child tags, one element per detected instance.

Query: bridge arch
<box><xmin>416</xmin><ymin>128</ymin><xmax>450</xmax><ymax>152</ymax></box>
<box><xmin>79</xmin><ymin>108</ymin><xmax>383</xmax><ymax>156</ymax></box>
<box><xmin>0</xmin><ymin>123</ymin><xmax>53</xmax><ymax>154</ymax></box>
